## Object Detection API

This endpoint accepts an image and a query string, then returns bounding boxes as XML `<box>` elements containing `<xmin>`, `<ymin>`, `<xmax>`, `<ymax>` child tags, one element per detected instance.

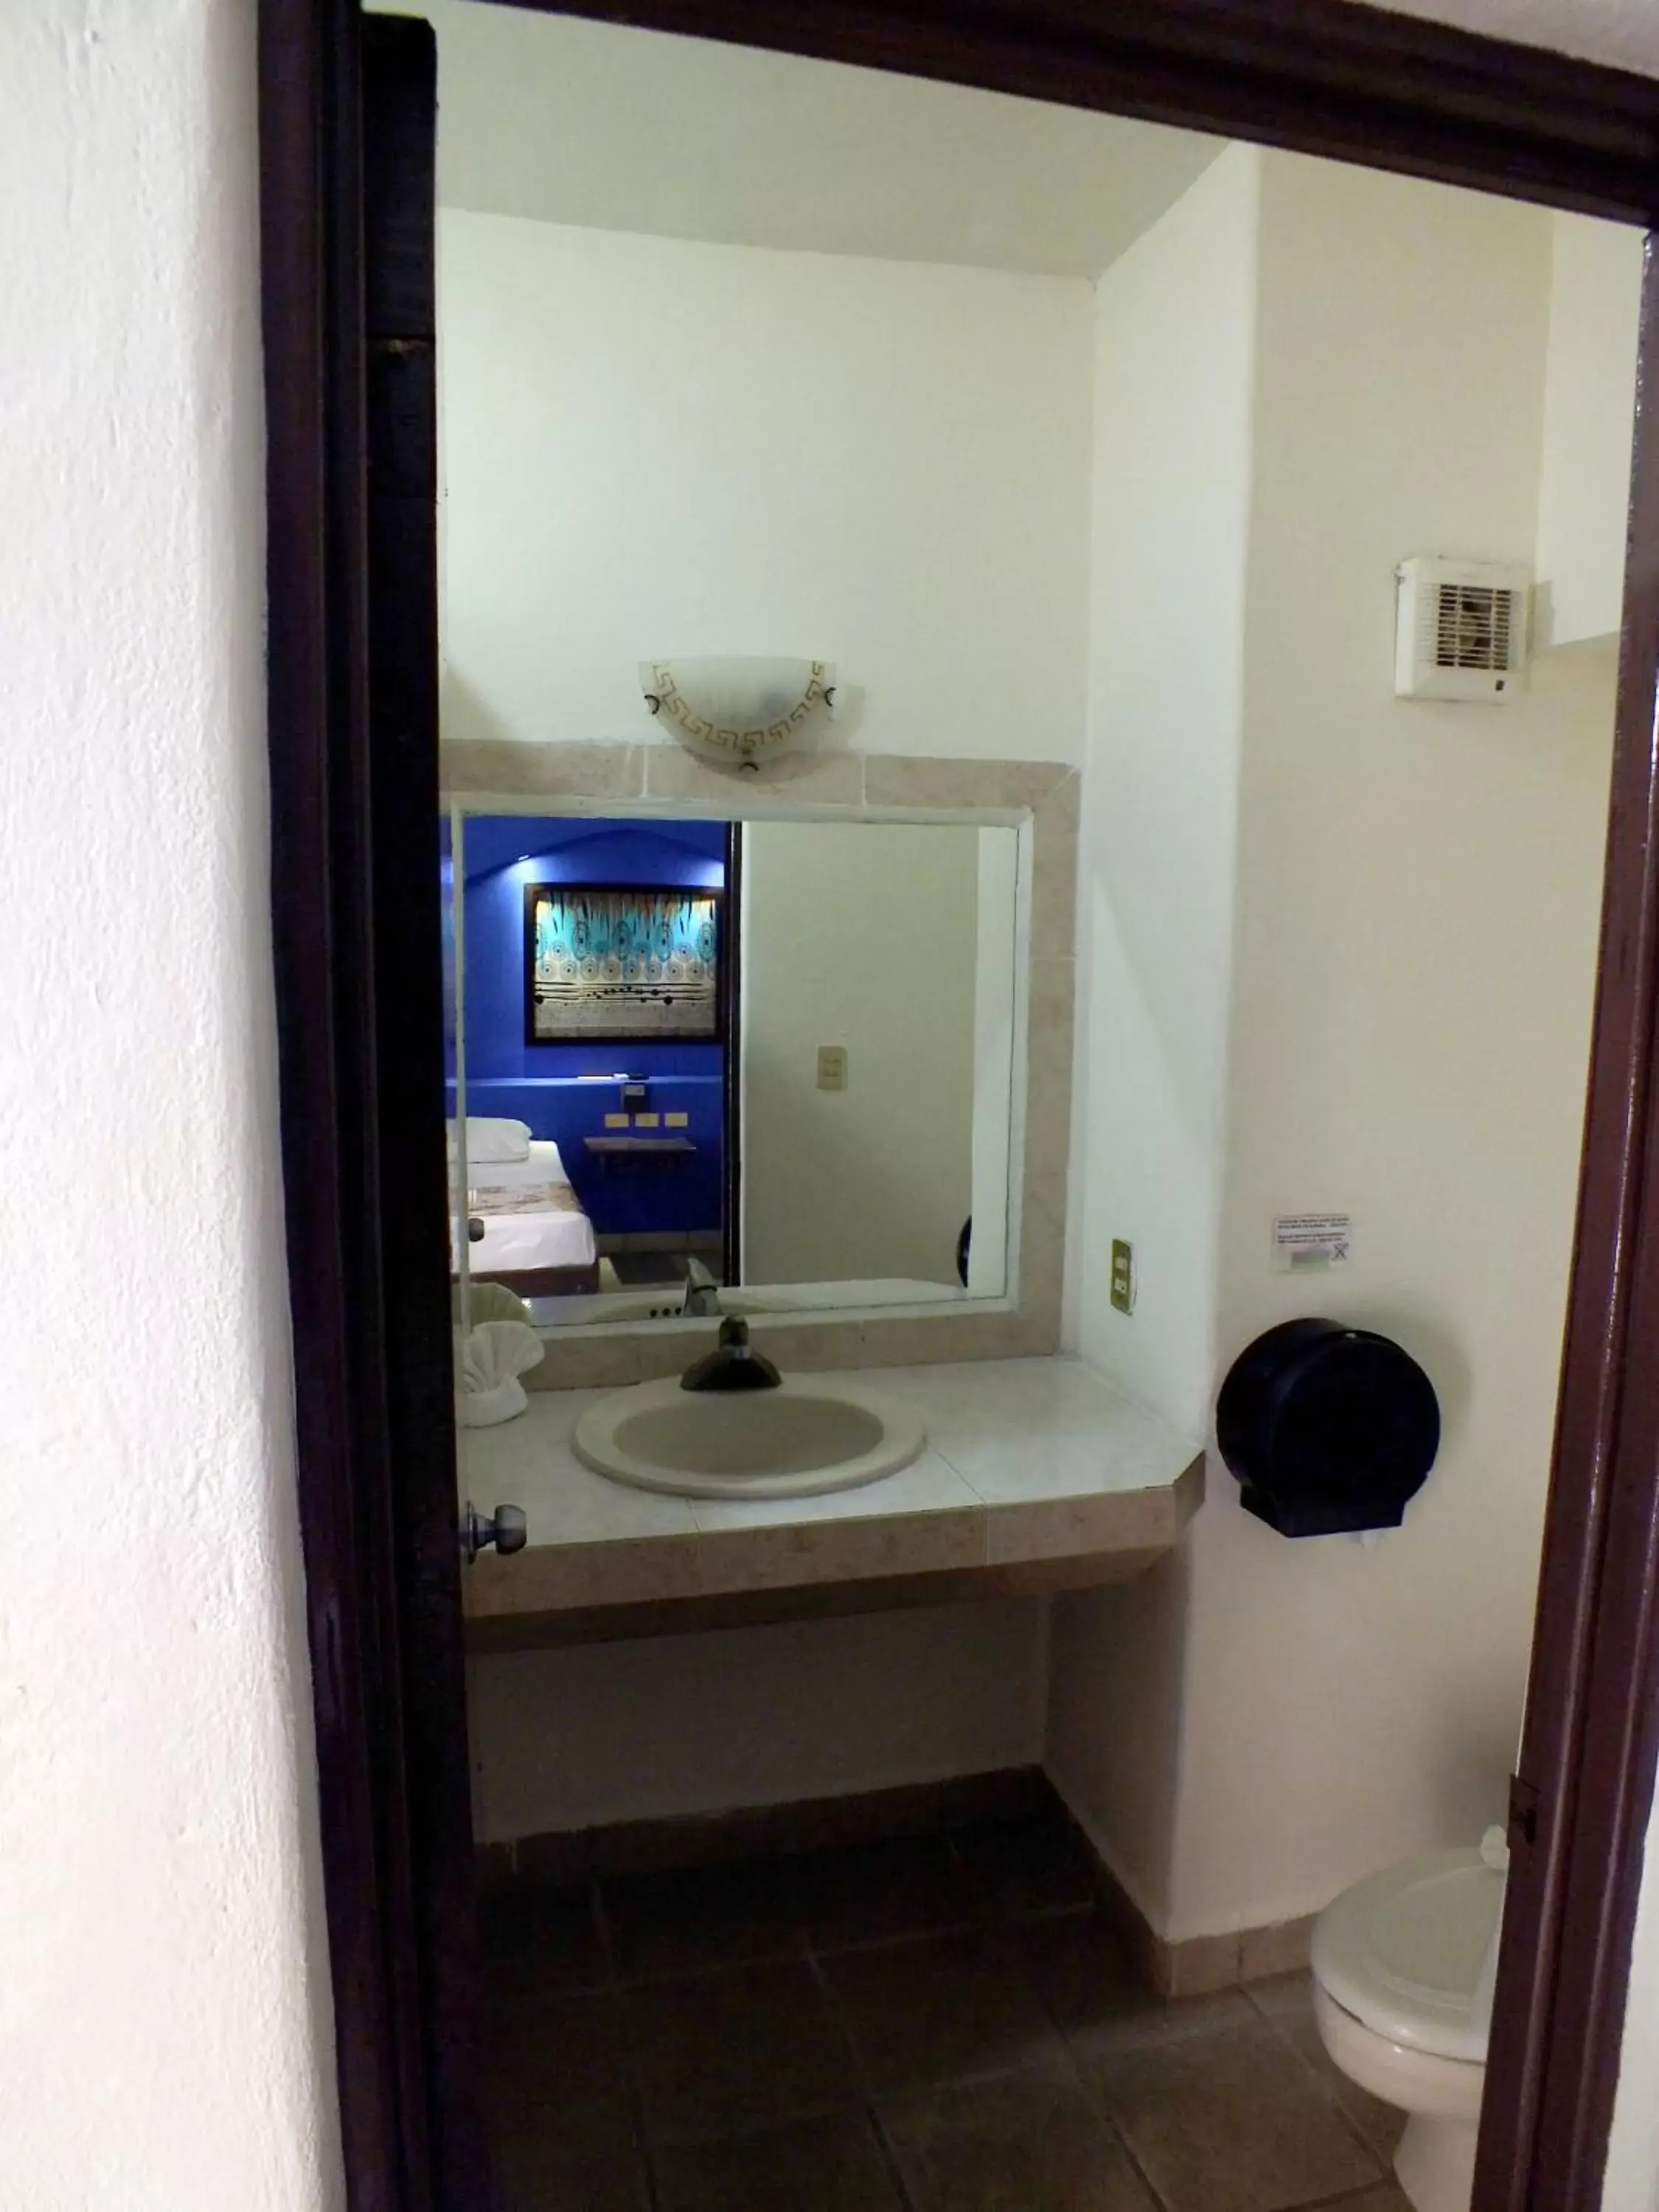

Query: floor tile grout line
<box><xmin>599</xmin><ymin>1893</ymin><xmax>1098</xmax><ymax>1986</ymax></box>
<box><xmin>863</xmin><ymin>2098</ymin><xmax>922</xmax><ymax>2212</ymax></box>
<box><xmin>1253</xmin><ymin>2000</ymin><xmax>1395</xmax><ymax>2174</ymax></box>
<box><xmin>605</xmin><ymin>1931</ymin><xmax>815</xmax><ymax>1990</ymax></box>
<box><xmin>803</xmin><ymin>1930</ymin><xmax>881</xmax><ymax>2111</ymax></box>
<box><xmin>1293</xmin><ymin>2185</ymin><xmax>1409</xmax><ymax>2211</ymax></box>
<box><xmin>591</xmin><ymin>1872</ymin><xmax>622</xmax><ymax>1995</ymax></box>
<box><xmin>1105</xmin><ymin>2110</ymin><xmax>1179</xmax><ymax>2212</ymax></box>
<box><xmin>801</xmin><ymin>1922</ymin><xmax>1056</xmax><ymax>2162</ymax></box>
<box><xmin>590</xmin><ymin>1877</ymin><xmax>667</xmax><ymax>2212</ymax></box>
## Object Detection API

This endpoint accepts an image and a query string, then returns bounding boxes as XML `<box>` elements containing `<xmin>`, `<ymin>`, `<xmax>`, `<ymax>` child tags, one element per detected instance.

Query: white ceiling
<box><xmin>1343</xmin><ymin>0</ymin><xmax>1659</xmax><ymax>76</ymax></box>
<box><xmin>392</xmin><ymin>0</ymin><xmax>1223</xmax><ymax>279</ymax></box>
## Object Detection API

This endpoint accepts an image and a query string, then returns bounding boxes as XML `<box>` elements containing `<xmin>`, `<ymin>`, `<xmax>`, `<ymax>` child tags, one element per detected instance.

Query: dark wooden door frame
<box><xmin>260</xmin><ymin>2</ymin><xmax>1659</xmax><ymax>2205</ymax></box>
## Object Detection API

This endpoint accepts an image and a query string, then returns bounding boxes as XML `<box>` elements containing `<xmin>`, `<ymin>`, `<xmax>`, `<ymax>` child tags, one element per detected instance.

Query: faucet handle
<box><xmin>680</xmin><ymin>1316</ymin><xmax>782</xmax><ymax>1393</ymax></box>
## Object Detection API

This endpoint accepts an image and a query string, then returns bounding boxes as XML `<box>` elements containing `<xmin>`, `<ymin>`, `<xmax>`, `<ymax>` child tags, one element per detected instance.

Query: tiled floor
<box><xmin>479</xmin><ymin>1809</ymin><xmax>1411</xmax><ymax>2212</ymax></box>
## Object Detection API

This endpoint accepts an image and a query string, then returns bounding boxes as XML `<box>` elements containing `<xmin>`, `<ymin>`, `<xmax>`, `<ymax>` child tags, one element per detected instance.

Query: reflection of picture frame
<box><xmin>524</xmin><ymin>883</ymin><xmax>725</xmax><ymax>1045</ymax></box>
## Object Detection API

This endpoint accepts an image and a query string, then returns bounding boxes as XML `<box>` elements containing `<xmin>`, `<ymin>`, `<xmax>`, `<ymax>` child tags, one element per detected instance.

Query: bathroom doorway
<box><xmin>261</xmin><ymin>4</ymin><xmax>1659</xmax><ymax>2208</ymax></box>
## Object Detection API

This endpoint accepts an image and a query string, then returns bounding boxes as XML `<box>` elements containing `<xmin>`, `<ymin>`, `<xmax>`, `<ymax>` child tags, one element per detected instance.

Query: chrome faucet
<box><xmin>681</xmin><ymin>1256</ymin><xmax>721</xmax><ymax>1318</ymax></box>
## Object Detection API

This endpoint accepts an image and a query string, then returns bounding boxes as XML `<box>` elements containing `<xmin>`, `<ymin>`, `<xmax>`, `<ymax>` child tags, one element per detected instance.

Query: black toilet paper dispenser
<box><xmin>1216</xmin><ymin>1318</ymin><xmax>1440</xmax><ymax>1537</ymax></box>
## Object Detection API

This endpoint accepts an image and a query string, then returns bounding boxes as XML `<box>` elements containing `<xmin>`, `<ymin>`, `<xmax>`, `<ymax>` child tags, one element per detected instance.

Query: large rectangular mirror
<box><xmin>448</xmin><ymin>806</ymin><xmax>1022</xmax><ymax>1329</ymax></box>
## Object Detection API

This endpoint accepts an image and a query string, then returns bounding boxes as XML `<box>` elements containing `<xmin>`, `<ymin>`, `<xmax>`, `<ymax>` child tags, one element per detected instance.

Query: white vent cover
<box><xmin>1394</xmin><ymin>557</ymin><xmax>1531</xmax><ymax>702</ymax></box>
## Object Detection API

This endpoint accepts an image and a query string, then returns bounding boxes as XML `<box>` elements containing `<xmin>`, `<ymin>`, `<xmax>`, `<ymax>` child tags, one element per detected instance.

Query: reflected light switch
<box><xmin>817</xmin><ymin>1045</ymin><xmax>849</xmax><ymax>1092</ymax></box>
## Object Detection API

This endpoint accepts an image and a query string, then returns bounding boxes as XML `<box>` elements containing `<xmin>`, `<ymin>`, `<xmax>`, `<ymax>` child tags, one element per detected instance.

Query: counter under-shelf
<box><xmin>460</xmin><ymin>1354</ymin><xmax>1204</xmax><ymax>1649</ymax></box>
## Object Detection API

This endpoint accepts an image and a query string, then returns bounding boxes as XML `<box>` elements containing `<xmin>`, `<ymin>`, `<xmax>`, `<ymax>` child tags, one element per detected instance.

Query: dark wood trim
<box><xmin>259</xmin><ymin>7</ymin><xmax>421</xmax><ymax>2206</ymax></box>
<box><xmin>495</xmin><ymin>0</ymin><xmax>1659</xmax><ymax>225</ymax></box>
<box><xmin>260</xmin><ymin>7</ymin><xmax>481</xmax><ymax>2207</ymax></box>
<box><xmin>361</xmin><ymin>21</ymin><xmax>490</xmax><ymax>2208</ymax></box>
<box><xmin>261</xmin><ymin>1</ymin><xmax>1659</xmax><ymax>2205</ymax></box>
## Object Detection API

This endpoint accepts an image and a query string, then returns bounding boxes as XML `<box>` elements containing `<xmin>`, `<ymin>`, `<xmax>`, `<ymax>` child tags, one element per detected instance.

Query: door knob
<box><xmin>460</xmin><ymin>1500</ymin><xmax>527</xmax><ymax>1564</ymax></box>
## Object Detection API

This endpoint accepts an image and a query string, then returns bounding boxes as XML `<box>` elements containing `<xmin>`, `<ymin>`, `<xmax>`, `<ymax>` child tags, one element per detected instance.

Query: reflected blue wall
<box><xmin>439</xmin><ymin>814</ymin><xmax>456</xmax><ymax>1085</ymax></box>
<box><xmin>452</xmin><ymin>815</ymin><xmax>725</xmax><ymax>1237</ymax></box>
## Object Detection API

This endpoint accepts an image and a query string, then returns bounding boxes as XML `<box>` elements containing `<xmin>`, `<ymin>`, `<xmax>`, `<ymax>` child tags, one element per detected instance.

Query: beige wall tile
<box><xmin>983</xmin><ymin>1491</ymin><xmax>1186</xmax><ymax>1566</ymax></box>
<box><xmin>1030</xmin><ymin>776</ymin><xmax>1081</xmax><ymax>960</ymax></box>
<box><xmin>440</xmin><ymin>737</ymin><xmax>644</xmax><ymax>801</ymax></box>
<box><xmin>692</xmin><ymin>1507</ymin><xmax>984</xmax><ymax>1596</ymax></box>
<box><xmin>525</xmin><ymin>1334</ymin><xmax>661</xmax><ymax>1391</ymax></box>
<box><xmin>864</xmin><ymin>756</ymin><xmax>1071</xmax><ymax>813</ymax></box>
<box><xmin>841</xmin><ymin>1315</ymin><xmax>1014</xmax><ymax>1370</ymax></box>
<box><xmin>1023</xmin><ymin>960</ymin><xmax>1077</xmax><ymax>1183</ymax></box>
<box><xmin>468</xmin><ymin>1534</ymin><xmax>700</xmax><ymax>1614</ymax></box>
<box><xmin>1238</xmin><ymin>1916</ymin><xmax>1316</xmax><ymax>1982</ymax></box>
<box><xmin>1160</xmin><ymin>1930</ymin><xmax>1244</xmax><ymax>2000</ymax></box>
<box><xmin>643</xmin><ymin>744</ymin><xmax>863</xmax><ymax>804</ymax></box>
<box><xmin>1018</xmin><ymin>1171</ymin><xmax>1068</xmax><ymax>1307</ymax></box>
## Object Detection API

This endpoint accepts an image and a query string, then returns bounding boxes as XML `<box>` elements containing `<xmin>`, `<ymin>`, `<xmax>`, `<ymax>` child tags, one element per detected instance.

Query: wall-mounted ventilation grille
<box><xmin>1434</xmin><ymin>582</ymin><xmax>1512</xmax><ymax>672</ymax></box>
<box><xmin>1396</xmin><ymin>556</ymin><xmax>1531</xmax><ymax>702</ymax></box>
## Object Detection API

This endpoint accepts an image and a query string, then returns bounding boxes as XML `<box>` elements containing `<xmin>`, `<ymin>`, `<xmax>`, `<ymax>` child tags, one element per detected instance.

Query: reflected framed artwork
<box><xmin>524</xmin><ymin>882</ymin><xmax>724</xmax><ymax>1043</ymax></box>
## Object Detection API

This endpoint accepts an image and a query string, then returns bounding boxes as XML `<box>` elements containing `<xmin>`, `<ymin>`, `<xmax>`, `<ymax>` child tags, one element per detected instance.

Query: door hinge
<box><xmin>1509</xmin><ymin>1771</ymin><xmax>1542</xmax><ymax>1851</ymax></box>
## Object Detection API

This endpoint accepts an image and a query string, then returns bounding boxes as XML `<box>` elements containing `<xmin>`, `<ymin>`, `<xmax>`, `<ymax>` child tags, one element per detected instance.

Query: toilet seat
<box><xmin>1312</xmin><ymin>1848</ymin><xmax>1503</xmax><ymax>2064</ymax></box>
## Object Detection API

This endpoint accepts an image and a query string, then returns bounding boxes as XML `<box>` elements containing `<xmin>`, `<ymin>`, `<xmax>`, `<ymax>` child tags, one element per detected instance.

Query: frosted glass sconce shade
<box><xmin>639</xmin><ymin>657</ymin><xmax>836</xmax><ymax>766</ymax></box>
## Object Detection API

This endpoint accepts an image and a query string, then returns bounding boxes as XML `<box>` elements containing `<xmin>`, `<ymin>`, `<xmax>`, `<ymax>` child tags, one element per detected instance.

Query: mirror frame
<box><xmin>441</xmin><ymin>737</ymin><xmax>1078</xmax><ymax>1384</ymax></box>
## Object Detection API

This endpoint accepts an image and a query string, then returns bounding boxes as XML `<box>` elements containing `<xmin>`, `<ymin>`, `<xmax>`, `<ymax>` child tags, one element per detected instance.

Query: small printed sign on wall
<box><xmin>1273</xmin><ymin>1213</ymin><xmax>1353</xmax><ymax>1272</ymax></box>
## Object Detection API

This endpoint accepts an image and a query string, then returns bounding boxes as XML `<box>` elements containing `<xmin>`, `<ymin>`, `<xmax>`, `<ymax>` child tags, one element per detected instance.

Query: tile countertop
<box><xmin>460</xmin><ymin>1357</ymin><xmax>1204</xmax><ymax>1638</ymax></box>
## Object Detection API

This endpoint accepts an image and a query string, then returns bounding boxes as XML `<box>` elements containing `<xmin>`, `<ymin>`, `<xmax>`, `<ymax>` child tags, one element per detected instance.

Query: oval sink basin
<box><xmin>572</xmin><ymin>1377</ymin><xmax>926</xmax><ymax>1499</ymax></box>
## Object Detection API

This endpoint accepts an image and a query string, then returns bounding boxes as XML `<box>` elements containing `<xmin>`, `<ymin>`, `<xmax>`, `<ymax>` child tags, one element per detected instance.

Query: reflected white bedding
<box><xmin>456</xmin><ymin>1138</ymin><xmax>573</xmax><ymax>1192</ymax></box>
<box><xmin>456</xmin><ymin>1203</ymin><xmax>597</xmax><ymax>1275</ymax></box>
<box><xmin>450</xmin><ymin>1141</ymin><xmax>595</xmax><ymax>1275</ymax></box>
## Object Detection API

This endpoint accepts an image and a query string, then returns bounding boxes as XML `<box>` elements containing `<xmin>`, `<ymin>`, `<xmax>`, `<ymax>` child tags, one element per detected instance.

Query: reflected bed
<box><xmin>451</xmin><ymin>1139</ymin><xmax>600</xmax><ymax>1297</ymax></box>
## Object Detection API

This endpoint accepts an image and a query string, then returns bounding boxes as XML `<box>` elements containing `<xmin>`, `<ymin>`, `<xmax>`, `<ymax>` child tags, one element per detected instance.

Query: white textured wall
<box><xmin>741</xmin><ymin>822</ymin><xmax>980</xmax><ymax>1287</ymax></box>
<box><xmin>438</xmin><ymin>213</ymin><xmax>1093</xmax><ymax>761</ymax></box>
<box><xmin>1051</xmin><ymin>152</ymin><xmax>1619</xmax><ymax>1945</ymax></box>
<box><xmin>1338</xmin><ymin>0</ymin><xmax>1659</xmax><ymax>74</ymax></box>
<box><xmin>1065</xmin><ymin>144</ymin><xmax>1259</xmax><ymax>1436</ymax></box>
<box><xmin>1536</xmin><ymin>212</ymin><xmax>1644</xmax><ymax>647</ymax></box>
<box><xmin>1176</xmin><ymin>158</ymin><xmax>1612</xmax><ymax>1937</ymax></box>
<box><xmin>0</xmin><ymin>4</ymin><xmax>340</xmax><ymax>2210</ymax></box>
<box><xmin>1342</xmin><ymin>22</ymin><xmax>1659</xmax><ymax>2208</ymax></box>
<box><xmin>1047</xmin><ymin>145</ymin><xmax>1261</xmax><ymax>1926</ymax></box>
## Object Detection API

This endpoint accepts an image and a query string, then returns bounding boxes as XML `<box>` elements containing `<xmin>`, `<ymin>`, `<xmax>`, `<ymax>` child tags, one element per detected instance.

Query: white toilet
<box><xmin>1311</xmin><ymin>1840</ymin><xmax>1507</xmax><ymax>2212</ymax></box>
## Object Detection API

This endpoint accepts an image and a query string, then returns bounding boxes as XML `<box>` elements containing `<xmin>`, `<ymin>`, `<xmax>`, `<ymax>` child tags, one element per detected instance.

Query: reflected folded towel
<box><xmin>448</xmin><ymin>1116</ymin><xmax>531</xmax><ymax>1165</ymax></box>
<box><xmin>457</xmin><ymin>1281</ymin><xmax>533</xmax><ymax>1327</ymax></box>
<box><xmin>458</xmin><ymin>1321</ymin><xmax>543</xmax><ymax>1428</ymax></box>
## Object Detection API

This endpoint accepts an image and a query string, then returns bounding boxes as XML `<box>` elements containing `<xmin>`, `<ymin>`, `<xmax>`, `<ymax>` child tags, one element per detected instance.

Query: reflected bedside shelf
<box><xmin>582</xmin><ymin>1135</ymin><xmax>698</xmax><ymax>1172</ymax></box>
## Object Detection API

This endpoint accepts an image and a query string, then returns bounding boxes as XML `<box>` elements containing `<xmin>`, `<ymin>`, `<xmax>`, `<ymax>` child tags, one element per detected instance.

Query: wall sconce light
<box><xmin>639</xmin><ymin>657</ymin><xmax>836</xmax><ymax>769</ymax></box>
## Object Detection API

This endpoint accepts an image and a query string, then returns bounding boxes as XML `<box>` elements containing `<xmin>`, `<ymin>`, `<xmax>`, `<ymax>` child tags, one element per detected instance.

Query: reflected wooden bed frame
<box><xmin>259</xmin><ymin>4</ymin><xmax>1659</xmax><ymax>2205</ymax></box>
<box><xmin>470</xmin><ymin>1262</ymin><xmax>599</xmax><ymax>1298</ymax></box>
